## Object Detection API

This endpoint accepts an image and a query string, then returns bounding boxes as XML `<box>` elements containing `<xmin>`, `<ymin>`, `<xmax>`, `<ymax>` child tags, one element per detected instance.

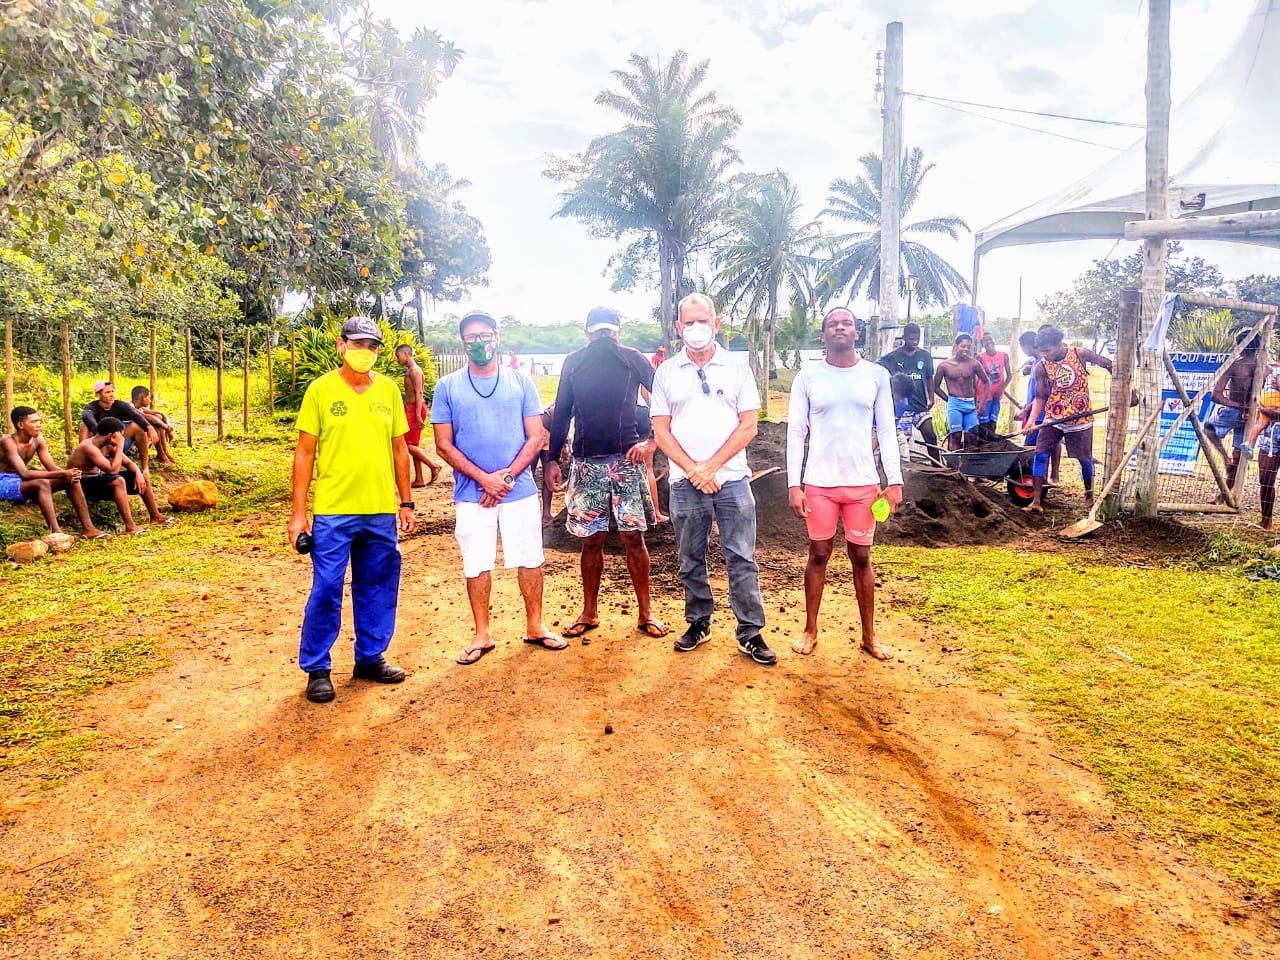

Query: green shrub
<box><xmin>10</xmin><ymin>362</ymin><xmax>63</xmax><ymax>424</ymax></box>
<box><xmin>270</xmin><ymin>320</ymin><xmax>437</xmax><ymax>411</ymax></box>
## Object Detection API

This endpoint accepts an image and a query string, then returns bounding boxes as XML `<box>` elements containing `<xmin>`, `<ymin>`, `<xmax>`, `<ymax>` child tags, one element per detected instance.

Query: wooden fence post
<box><xmin>216</xmin><ymin>329</ymin><xmax>224</xmax><ymax>441</ymax></box>
<box><xmin>266</xmin><ymin>340</ymin><xmax>274</xmax><ymax>416</ymax></box>
<box><xmin>185</xmin><ymin>327</ymin><xmax>193</xmax><ymax>448</ymax></box>
<box><xmin>1102</xmin><ymin>289</ymin><xmax>1141</xmax><ymax>518</ymax></box>
<box><xmin>243</xmin><ymin>328</ymin><xmax>250</xmax><ymax>432</ymax></box>
<box><xmin>61</xmin><ymin>323</ymin><xmax>72</xmax><ymax>456</ymax></box>
<box><xmin>108</xmin><ymin>324</ymin><xmax>116</xmax><ymax>386</ymax></box>
<box><xmin>4</xmin><ymin>314</ymin><xmax>12</xmax><ymax>421</ymax></box>
<box><xmin>290</xmin><ymin>335</ymin><xmax>297</xmax><ymax>392</ymax></box>
<box><xmin>149</xmin><ymin>326</ymin><xmax>157</xmax><ymax>403</ymax></box>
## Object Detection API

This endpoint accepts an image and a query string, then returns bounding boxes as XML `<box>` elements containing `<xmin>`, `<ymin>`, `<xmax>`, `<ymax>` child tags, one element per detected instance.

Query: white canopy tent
<box><xmin>974</xmin><ymin>0</ymin><xmax>1280</xmax><ymax>281</ymax></box>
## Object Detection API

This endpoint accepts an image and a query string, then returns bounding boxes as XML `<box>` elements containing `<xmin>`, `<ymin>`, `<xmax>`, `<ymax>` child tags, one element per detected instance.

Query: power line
<box><xmin>909</xmin><ymin>97</ymin><xmax>1131</xmax><ymax>150</ymax></box>
<box><xmin>904</xmin><ymin>91</ymin><xmax>1144</xmax><ymax>129</ymax></box>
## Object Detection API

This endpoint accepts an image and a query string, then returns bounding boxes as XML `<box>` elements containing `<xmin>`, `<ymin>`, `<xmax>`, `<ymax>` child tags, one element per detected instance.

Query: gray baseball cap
<box><xmin>341</xmin><ymin>316</ymin><xmax>383</xmax><ymax>343</ymax></box>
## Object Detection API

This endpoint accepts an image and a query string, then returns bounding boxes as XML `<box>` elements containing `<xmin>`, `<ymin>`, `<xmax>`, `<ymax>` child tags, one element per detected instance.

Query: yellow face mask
<box><xmin>344</xmin><ymin>348</ymin><xmax>377</xmax><ymax>374</ymax></box>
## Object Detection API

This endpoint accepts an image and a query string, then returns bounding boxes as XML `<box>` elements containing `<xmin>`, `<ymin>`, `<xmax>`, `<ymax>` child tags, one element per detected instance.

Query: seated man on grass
<box><xmin>80</xmin><ymin>380</ymin><xmax>157</xmax><ymax>474</ymax></box>
<box><xmin>1</xmin><ymin>406</ymin><xmax>105</xmax><ymax>538</ymax></box>
<box><xmin>68</xmin><ymin>417</ymin><xmax>170</xmax><ymax>534</ymax></box>
<box><xmin>130</xmin><ymin>386</ymin><xmax>176</xmax><ymax>465</ymax></box>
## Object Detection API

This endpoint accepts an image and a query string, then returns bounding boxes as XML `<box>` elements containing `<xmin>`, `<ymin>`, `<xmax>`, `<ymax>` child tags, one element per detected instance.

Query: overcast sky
<box><xmin>373</xmin><ymin>0</ymin><xmax>1280</xmax><ymax>328</ymax></box>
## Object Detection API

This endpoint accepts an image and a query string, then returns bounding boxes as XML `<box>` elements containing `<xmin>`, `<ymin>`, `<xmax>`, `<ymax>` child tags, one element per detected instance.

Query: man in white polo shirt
<box><xmin>787</xmin><ymin>307</ymin><xmax>903</xmax><ymax>661</ymax></box>
<box><xmin>650</xmin><ymin>292</ymin><xmax>775</xmax><ymax>666</ymax></box>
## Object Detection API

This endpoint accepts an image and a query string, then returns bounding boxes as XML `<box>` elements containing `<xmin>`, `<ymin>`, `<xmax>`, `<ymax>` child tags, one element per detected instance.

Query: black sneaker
<box><xmin>352</xmin><ymin>659</ymin><xmax>406</xmax><ymax>683</ymax></box>
<box><xmin>737</xmin><ymin>634</ymin><xmax>777</xmax><ymax>666</ymax></box>
<box><xmin>673</xmin><ymin>618</ymin><xmax>711</xmax><ymax>652</ymax></box>
<box><xmin>306</xmin><ymin>670</ymin><xmax>335</xmax><ymax>703</ymax></box>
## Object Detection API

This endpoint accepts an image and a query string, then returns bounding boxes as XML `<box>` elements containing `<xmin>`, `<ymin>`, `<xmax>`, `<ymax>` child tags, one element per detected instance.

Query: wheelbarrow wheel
<box><xmin>1007</xmin><ymin>472</ymin><xmax>1035</xmax><ymax>506</ymax></box>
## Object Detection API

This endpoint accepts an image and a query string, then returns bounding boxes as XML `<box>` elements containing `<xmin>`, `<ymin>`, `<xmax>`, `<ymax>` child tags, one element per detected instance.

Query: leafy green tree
<box><xmin>1036</xmin><ymin>242</ymin><xmax>1227</xmax><ymax>339</ymax></box>
<box><xmin>0</xmin><ymin>165</ymin><xmax>241</xmax><ymax>370</ymax></box>
<box><xmin>773</xmin><ymin>297</ymin><xmax>820</xmax><ymax>370</ymax></box>
<box><xmin>820</xmin><ymin>147</ymin><xmax>970</xmax><ymax>309</ymax></box>
<box><xmin>392</xmin><ymin>164</ymin><xmax>491</xmax><ymax>334</ymax></box>
<box><xmin>713</xmin><ymin>171</ymin><xmax>819</xmax><ymax>414</ymax></box>
<box><xmin>0</xmin><ymin>0</ymin><xmax>435</xmax><ymax>306</ymax></box>
<box><xmin>546</xmin><ymin>50</ymin><xmax>741</xmax><ymax>345</ymax></box>
<box><xmin>336</xmin><ymin>5</ymin><xmax>461</xmax><ymax>167</ymax></box>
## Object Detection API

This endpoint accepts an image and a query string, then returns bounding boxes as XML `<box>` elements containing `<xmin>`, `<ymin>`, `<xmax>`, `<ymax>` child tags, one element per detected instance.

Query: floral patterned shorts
<box><xmin>566</xmin><ymin>454</ymin><xmax>651</xmax><ymax>537</ymax></box>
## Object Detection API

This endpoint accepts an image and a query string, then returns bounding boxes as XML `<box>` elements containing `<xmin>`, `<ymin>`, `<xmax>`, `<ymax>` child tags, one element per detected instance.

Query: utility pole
<box><xmin>1134</xmin><ymin>0</ymin><xmax>1171</xmax><ymax>517</ymax></box>
<box><xmin>877</xmin><ymin>21</ymin><xmax>903</xmax><ymax>360</ymax></box>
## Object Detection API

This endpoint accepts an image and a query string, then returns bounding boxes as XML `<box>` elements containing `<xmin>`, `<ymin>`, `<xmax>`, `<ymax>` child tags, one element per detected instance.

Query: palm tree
<box><xmin>342</xmin><ymin>12</ymin><xmax>462</xmax><ymax>167</ymax></box>
<box><xmin>820</xmin><ymin>147</ymin><xmax>970</xmax><ymax>310</ymax></box>
<box><xmin>547</xmin><ymin>51</ymin><xmax>741</xmax><ymax>345</ymax></box>
<box><xmin>713</xmin><ymin>171</ymin><xmax>820</xmax><ymax>415</ymax></box>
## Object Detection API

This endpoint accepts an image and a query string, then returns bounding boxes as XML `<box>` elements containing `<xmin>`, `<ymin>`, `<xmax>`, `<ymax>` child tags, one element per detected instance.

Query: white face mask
<box><xmin>682</xmin><ymin>322</ymin><xmax>715</xmax><ymax>350</ymax></box>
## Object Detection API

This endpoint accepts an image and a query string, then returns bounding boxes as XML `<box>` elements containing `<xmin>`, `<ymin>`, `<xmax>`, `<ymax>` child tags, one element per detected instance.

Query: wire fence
<box><xmin>3</xmin><ymin>319</ymin><xmax>460</xmax><ymax>457</ymax></box>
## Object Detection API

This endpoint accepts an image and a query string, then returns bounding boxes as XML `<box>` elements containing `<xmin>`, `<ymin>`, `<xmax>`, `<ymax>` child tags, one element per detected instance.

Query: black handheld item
<box><xmin>295</xmin><ymin>531</ymin><xmax>313</xmax><ymax>555</ymax></box>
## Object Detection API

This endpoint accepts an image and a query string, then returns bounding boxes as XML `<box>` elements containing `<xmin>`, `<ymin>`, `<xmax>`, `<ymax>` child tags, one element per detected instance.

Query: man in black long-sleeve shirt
<box><xmin>80</xmin><ymin>380</ymin><xmax>158</xmax><ymax>473</ymax></box>
<box><xmin>546</xmin><ymin>307</ymin><xmax>668</xmax><ymax>641</ymax></box>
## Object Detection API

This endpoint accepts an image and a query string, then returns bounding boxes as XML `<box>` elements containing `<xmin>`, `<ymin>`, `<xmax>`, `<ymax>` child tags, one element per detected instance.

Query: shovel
<box><xmin>996</xmin><ymin>406</ymin><xmax>1110</xmax><ymax>440</ymax></box>
<box><xmin>1059</xmin><ymin>404</ymin><xmax>1164</xmax><ymax>539</ymax></box>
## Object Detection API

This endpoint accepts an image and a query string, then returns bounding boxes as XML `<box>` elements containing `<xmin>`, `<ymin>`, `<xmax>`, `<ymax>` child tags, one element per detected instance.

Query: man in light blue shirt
<box><xmin>431</xmin><ymin>311</ymin><xmax>567</xmax><ymax>665</ymax></box>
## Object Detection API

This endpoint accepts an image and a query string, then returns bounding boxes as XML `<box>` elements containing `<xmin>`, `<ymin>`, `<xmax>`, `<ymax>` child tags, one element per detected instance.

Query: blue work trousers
<box><xmin>298</xmin><ymin>514</ymin><xmax>402</xmax><ymax>673</ymax></box>
<box><xmin>669</xmin><ymin>477</ymin><xmax>766</xmax><ymax>641</ymax></box>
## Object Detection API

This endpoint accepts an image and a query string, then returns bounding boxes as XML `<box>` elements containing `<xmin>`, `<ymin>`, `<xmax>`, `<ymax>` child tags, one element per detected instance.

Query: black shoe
<box><xmin>737</xmin><ymin>634</ymin><xmax>777</xmax><ymax>666</ymax></box>
<box><xmin>306</xmin><ymin>670</ymin><xmax>335</xmax><ymax>703</ymax></box>
<box><xmin>352</xmin><ymin>659</ymin><xmax>406</xmax><ymax>683</ymax></box>
<box><xmin>674</xmin><ymin>618</ymin><xmax>710</xmax><ymax>653</ymax></box>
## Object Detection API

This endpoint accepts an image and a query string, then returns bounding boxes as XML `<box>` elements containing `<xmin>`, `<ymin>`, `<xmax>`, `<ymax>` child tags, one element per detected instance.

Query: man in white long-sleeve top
<box><xmin>786</xmin><ymin>307</ymin><xmax>903</xmax><ymax>660</ymax></box>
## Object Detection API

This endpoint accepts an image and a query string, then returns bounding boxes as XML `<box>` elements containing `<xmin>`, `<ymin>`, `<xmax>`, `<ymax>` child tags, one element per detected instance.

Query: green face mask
<box><xmin>466</xmin><ymin>340</ymin><xmax>497</xmax><ymax>365</ymax></box>
<box><xmin>344</xmin><ymin>348</ymin><xmax>377</xmax><ymax>374</ymax></box>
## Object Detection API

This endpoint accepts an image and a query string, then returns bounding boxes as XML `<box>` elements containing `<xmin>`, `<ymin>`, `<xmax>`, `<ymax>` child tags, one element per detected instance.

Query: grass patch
<box><xmin>880</xmin><ymin>543</ymin><xmax>1280</xmax><ymax>893</ymax></box>
<box><xmin>0</xmin><ymin>398</ymin><xmax>296</xmax><ymax>783</ymax></box>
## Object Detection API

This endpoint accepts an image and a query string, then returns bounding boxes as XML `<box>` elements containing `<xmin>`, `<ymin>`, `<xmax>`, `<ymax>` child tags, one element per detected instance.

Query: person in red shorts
<box><xmin>394</xmin><ymin>344</ymin><xmax>442</xmax><ymax>487</ymax></box>
<box><xmin>786</xmin><ymin>307</ymin><xmax>903</xmax><ymax>660</ymax></box>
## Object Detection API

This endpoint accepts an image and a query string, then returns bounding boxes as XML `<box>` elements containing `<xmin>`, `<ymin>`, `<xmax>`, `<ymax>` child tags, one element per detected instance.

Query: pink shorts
<box><xmin>804</xmin><ymin>484</ymin><xmax>879</xmax><ymax>545</ymax></box>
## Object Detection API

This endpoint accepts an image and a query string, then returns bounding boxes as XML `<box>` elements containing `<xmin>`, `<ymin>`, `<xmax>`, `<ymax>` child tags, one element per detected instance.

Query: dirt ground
<box><xmin>2</xmin><ymin>434</ymin><xmax>1275</xmax><ymax>959</ymax></box>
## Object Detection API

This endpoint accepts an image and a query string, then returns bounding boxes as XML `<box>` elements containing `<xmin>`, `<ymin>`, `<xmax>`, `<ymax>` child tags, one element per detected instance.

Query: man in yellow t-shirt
<box><xmin>288</xmin><ymin>316</ymin><xmax>416</xmax><ymax>704</ymax></box>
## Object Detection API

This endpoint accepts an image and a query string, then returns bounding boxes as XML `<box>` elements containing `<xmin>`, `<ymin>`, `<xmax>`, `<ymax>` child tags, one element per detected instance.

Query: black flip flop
<box><xmin>522</xmin><ymin>634</ymin><xmax>567</xmax><ymax>651</ymax></box>
<box><xmin>456</xmin><ymin>643</ymin><xmax>495</xmax><ymax>665</ymax></box>
<box><xmin>563</xmin><ymin>621</ymin><xmax>599</xmax><ymax>640</ymax></box>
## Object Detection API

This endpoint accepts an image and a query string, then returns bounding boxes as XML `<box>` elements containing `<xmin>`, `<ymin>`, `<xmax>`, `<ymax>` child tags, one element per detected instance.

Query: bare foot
<box><xmin>791</xmin><ymin>631</ymin><xmax>818</xmax><ymax>655</ymax></box>
<box><xmin>428</xmin><ymin>462</ymin><xmax>442</xmax><ymax>484</ymax></box>
<box><xmin>411</xmin><ymin>481</ymin><xmax>428</xmax><ymax>488</ymax></box>
<box><xmin>862</xmin><ymin>638</ymin><xmax>895</xmax><ymax>661</ymax></box>
<box><xmin>654</xmin><ymin>514</ymin><xmax>670</xmax><ymax>524</ymax></box>
<box><xmin>1262</xmin><ymin>519</ymin><xmax>1275</xmax><ymax>531</ymax></box>
<box><xmin>1023</xmin><ymin>502</ymin><xmax>1044</xmax><ymax>514</ymax></box>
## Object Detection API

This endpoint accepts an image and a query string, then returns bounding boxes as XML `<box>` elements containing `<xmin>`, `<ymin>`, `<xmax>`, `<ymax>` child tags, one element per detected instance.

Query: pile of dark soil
<box><xmin>544</xmin><ymin>421</ymin><xmax>1039</xmax><ymax>554</ymax></box>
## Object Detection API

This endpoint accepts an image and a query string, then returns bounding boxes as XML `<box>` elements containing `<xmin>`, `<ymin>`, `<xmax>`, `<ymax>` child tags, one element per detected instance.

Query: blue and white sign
<box><xmin>1160</xmin><ymin>352</ymin><xmax>1226</xmax><ymax>475</ymax></box>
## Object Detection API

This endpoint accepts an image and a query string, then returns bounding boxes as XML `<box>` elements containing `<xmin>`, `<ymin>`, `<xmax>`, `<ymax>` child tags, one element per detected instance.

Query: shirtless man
<box><xmin>68</xmin><ymin>417</ymin><xmax>169</xmax><ymax>533</ymax></box>
<box><xmin>393</xmin><ymin>344</ymin><xmax>442</xmax><ymax>487</ymax></box>
<box><xmin>1206</xmin><ymin>330</ymin><xmax>1260</xmax><ymax>493</ymax></box>
<box><xmin>130</xmin><ymin>386</ymin><xmax>176</xmax><ymax>465</ymax></box>
<box><xmin>931</xmin><ymin>333</ymin><xmax>989</xmax><ymax>451</ymax></box>
<box><xmin>1</xmin><ymin>406</ymin><xmax>104</xmax><ymax>538</ymax></box>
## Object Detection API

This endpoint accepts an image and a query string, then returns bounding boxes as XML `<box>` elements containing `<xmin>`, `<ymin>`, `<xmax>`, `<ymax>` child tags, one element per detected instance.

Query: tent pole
<box><xmin>876</xmin><ymin>21</ymin><xmax>903</xmax><ymax>361</ymax></box>
<box><xmin>970</xmin><ymin>247</ymin><xmax>981</xmax><ymax>307</ymax></box>
<box><xmin>1134</xmin><ymin>0</ymin><xmax>1171</xmax><ymax>518</ymax></box>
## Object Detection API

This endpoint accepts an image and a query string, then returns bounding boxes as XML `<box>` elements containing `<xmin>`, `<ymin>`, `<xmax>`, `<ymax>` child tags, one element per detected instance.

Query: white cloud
<box><xmin>374</xmin><ymin>0</ymin><xmax>1280</xmax><ymax>329</ymax></box>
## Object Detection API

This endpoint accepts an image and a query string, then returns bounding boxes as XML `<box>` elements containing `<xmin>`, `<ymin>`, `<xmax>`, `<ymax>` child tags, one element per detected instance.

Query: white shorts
<box><xmin>454</xmin><ymin>495</ymin><xmax>545</xmax><ymax>578</ymax></box>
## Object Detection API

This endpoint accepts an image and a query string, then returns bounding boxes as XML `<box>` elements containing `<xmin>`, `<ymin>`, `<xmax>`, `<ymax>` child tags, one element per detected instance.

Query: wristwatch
<box><xmin>501</xmin><ymin>472</ymin><xmax>515</xmax><ymax>486</ymax></box>
<box><xmin>399</xmin><ymin>501</ymin><xmax>415</xmax><ymax>509</ymax></box>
